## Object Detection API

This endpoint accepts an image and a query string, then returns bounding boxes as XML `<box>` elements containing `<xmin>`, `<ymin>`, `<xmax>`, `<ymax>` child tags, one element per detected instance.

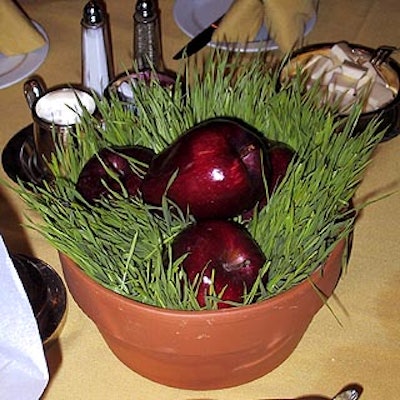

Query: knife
<box><xmin>173</xmin><ymin>16</ymin><xmax>223</xmax><ymax>60</ymax></box>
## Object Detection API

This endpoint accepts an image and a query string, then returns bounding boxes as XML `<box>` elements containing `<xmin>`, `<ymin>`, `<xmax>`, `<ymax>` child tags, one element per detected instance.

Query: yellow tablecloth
<box><xmin>0</xmin><ymin>1</ymin><xmax>399</xmax><ymax>399</ymax></box>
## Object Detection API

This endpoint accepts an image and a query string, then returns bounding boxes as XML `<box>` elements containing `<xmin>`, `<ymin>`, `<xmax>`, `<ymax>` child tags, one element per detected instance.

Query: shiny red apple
<box><xmin>76</xmin><ymin>146</ymin><xmax>155</xmax><ymax>203</ymax></box>
<box><xmin>267</xmin><ymin>141</ymin><xmax>295</xmax><ymax>193</ymax></box>
<box><xmin>171</xmin><ymin>220</ymin><xmax>266</xmax><ymax>308</ymax></box>
<box><xmin>241</xmin><ymin>140</ymin><xmax>295</xmax><ymax>220</ymax></box>
<box><xmin>142</xmin><ymin>118</ymin><xmax>270</xmax><ymax>219</ymax></box>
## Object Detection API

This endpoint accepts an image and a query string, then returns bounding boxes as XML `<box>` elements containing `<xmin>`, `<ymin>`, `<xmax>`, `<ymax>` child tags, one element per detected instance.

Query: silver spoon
<box><xmin>370</xmin><ymin>45</ymin><xmax>399</xmax><ymax>66</ymax></box>
<box><xmin>332</xmin><ymin>388</ymin><xmax>361</xmax><ymax>400</ymax></box>
<box><xmin>188</xmin><ymin>386</ymin><xmax>361</xmax><ymax>400</ymax></box>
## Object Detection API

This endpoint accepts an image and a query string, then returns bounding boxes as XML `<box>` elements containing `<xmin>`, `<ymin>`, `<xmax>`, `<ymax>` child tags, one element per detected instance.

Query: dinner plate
<box><xmin>173</xmin><ymin>0</ymin><xmax>317</xmax><ymax>52</ymax></box>
<box><xmin>0</xmin><ymin>21</ymin><xmax>49</xmax><ymax>90</ymax></box>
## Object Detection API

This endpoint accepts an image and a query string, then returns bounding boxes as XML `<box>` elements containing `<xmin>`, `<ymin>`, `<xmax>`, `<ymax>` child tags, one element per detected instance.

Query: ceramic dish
<box><xmin>12</xmin><ymin>254</ymin><xmax>67</xmax><ymax>346</ymax></box>
<box><xmin>173</xmin><ymin>0</ymin><xmax>316</xmax><ymax>52</ymax></box>
<box><xmin>0</xmin><ymin>21</ymin><xmax>49</xmax><ymax>89</ymax></box>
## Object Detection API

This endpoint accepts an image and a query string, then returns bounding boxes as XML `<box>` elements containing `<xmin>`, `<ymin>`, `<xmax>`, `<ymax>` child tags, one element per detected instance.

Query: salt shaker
<box><xmin>81</xmin><ymin>0</ymin><xmax>112</xmax><ymax>96</ymax></box>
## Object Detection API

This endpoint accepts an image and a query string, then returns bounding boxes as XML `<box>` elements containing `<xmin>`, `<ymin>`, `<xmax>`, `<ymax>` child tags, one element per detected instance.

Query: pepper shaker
<box><xmin>81</xmin><ymin>0</ymin><xmax>112</xmax><ymax>96</ymax></box>
<box><xmin>133</xmin><ymin>0</ymin><xmax>164</xmax><ymax>72</ymax></box>
<box><xmin>104</xmin><ymin>0</ymin><xmax>174</xmax><ymax>105</ymax></box>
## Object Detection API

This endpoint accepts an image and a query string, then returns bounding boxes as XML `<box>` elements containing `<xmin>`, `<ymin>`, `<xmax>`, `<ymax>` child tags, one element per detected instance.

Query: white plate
<box><xmin>173</xmin><ymin>0</ymin><xmax>316</xmax><ymax>52</ymax></box>
<box><xmin>0</xmin><ymin>21</ymin><xmax>49</xmax><ymax>89</ymax></box>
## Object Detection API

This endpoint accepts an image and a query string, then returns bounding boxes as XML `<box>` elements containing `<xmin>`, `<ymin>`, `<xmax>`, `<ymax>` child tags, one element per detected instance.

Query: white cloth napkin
<box><xmin>0</xmin><ymin>236</ymin><xmax>49</xmax><ymax>400</ymax></box>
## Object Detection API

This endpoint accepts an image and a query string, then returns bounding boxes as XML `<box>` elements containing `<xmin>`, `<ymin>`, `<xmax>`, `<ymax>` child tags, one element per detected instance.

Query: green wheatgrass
<box><xmin>15</xmin><ymin>50</ymin><xmax>384</xmax><ymax>310</ymax></box>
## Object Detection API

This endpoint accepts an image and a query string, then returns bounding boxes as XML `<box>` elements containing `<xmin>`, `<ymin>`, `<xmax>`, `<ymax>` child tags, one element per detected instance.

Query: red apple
<box><xmin>76</xmin><ymin>146</ymin><xmax>155</xmax><ymax>203</ymax></box>
<box><xmin>171</xmin><ymin>220</ymin><xmax>266</xmax><ymax>308</ymax></box>
<box><xmin>241</xmin><ymin>141</ymin><xmax>295</xmax><ymax>220</ymax></box>
<box><xmin>267</xmin><ymin>141</ymin><xmax>295</xmax><ymax>193</ymax></box>
<box><xmin>142</xmin><ymin>118</ymin><xmax>270</xmax><ymax>219</ymax></box>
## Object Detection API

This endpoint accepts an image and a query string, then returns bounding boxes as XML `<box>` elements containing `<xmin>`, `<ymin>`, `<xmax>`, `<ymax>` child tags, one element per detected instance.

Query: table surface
<box><xmin>1</xmin><ymin>1</ymin><xmax>399</xmax><ymax>399</ymax></box>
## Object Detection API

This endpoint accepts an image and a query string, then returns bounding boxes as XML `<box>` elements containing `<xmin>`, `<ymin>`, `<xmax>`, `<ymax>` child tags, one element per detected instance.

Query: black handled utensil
<box><xmin>173</xmin><ymin>16</ymin><xmax>223</xmax><ymax>60</ymax></box>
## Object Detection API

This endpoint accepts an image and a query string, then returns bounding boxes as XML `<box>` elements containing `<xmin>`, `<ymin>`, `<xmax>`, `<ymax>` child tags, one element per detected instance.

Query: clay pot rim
<box><xmin>61</xmin><ymin>239</ymin><xmax>344</xmax><ymax>318</ymax></box>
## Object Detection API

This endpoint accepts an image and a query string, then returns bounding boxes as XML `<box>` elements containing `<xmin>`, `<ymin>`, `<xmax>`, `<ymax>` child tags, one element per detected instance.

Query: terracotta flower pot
<box><xmin>59</xmin><ymin>239</ymin><xmax>345</xmax><ymax>390</ymax></box>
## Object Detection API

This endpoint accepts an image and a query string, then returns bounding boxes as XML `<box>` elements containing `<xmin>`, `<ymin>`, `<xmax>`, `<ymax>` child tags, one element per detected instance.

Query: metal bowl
<box><xmin>12</xmin><ymin>254</ymin><xmax>67</xmax><ymax>346</ymax></box>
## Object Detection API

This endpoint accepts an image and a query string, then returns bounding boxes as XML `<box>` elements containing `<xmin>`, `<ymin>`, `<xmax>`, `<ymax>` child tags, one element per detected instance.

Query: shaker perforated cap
<box><xmin>135</xmin><ymin>0</ymin><xmax>156</xmax><ymax>19</ymax></box>
<box><xmin>82</xmin><ymin>0</ymin><xmax>104</xmax><ymax>27</ymax></box>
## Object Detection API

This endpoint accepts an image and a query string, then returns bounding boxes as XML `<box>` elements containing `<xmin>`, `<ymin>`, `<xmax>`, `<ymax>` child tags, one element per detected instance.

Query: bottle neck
<box><xmin>133</xmin><ymin>0</ymin><xmax>164</xmax><ymax>72</ymax></box>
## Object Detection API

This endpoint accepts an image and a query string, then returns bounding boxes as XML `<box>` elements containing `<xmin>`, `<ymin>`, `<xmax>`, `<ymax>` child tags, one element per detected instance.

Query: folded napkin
<box><xmin>0</xmin><ymin>236</ymin><xmax>49</xmax><ymax>400</ymax></box>
<box><xmin>0</xmin><ymin>0</ymin><xmax>46</xmax><ymax>56</ymax></box>
<box><xmin>212</xmin><ymin>0</ymin><xmax>317</xmax><ymax>53</ymax></box>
